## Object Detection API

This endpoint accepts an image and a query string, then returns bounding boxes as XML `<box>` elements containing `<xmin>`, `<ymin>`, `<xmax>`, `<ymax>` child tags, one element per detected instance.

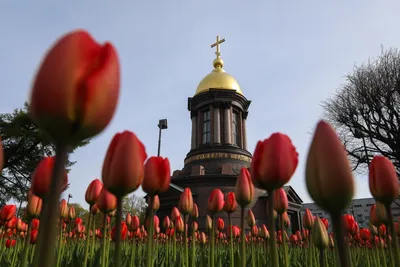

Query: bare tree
<box><xmin>323</xmin><ymin>47</ymin><xmax>400</xmax><ymax>179</ymax></box>
<box><xmin>122</xmin><ymin>194</ymin><xmax>147</xmax><ymax>221</ymax></box>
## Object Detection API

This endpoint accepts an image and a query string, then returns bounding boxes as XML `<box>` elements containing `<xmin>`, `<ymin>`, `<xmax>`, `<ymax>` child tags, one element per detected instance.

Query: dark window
<box><xmin>232</xmin><ymin>112</ymin><xmax>240</xmax><ymax>145</ymax></box>
<box><xmin>202</xmin><ymin>110</ymin><xmax>211</xmax><ymax>144</ymax></box>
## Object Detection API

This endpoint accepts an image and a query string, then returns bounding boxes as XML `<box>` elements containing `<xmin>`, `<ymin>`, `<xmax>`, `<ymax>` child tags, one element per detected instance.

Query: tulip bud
<box><xmin>178</xmin><ymin>188</ymin><xmax>193</xmax><ymax>215</ymax></box>
<box><xmin>90</xmin><ymin>204</ymin><xmax>99</xmax><ymax>215</ymax></box>
<box><xmin>223</xmin><ymin>192</ymin><xmax>237</xmax><ymax>214</ymax></box>
<box><xmin>192</xmin><ymin>221</ymin><xmax>198</xmax><ymax>232</ymax></box>
<box><xmin>27</xmin><ymin>194</ymin><xmax>42</xmax><ymax>219</ymax></box>
<box><xmin>68</xmin><ymin>206</ymin><xmax>76</xmax><ymax>220</ymax></box>
<box><xmin>149</xmin><ymin>195</ymin><xmax>160</xmax><ymax>211</ymax></box>
<box><xmin>273</xmin><ymin>188</ymin><xmax>288</xmax><ymax>214</ymax></box>
<box><xmin>60</xmin><ymin>199</ymin><xmax>68</xmax><ymax>219</ymax></box>
<box><xmin>235</xmin><ymin>168</ymin><xmax>254</xmax><ymax>207</ymax></box>
<box><xmin>200</xmin><ymin>232</ymin><xmax>207</xmax><ymax>244</ymax></box>
<box><xmin>369</xmin><ymin>156</ymin><xmax>400</xmax><ymax>206</ymax></box>
<box><xmin>251</xmin><ymin>133</ymin><xmax>298</xmax><ymax>191</ymax></box>
<box><xmin>206</xmin><ymin>215</ymin><xmax>212</xmax><ymax>231</ymax></box>
<box><xmin>369</xmin><ymin>204</ymin><xmax>380</xmax><ymax>227</ymax></box>
<box><xmin>191</xmin><ymin>203</ymin><xmax>199</xmax><ymax>219</ymax></box>
<box><xmin>85</xmin><ymin>179</ymin><xmax>103</xmax><ymax>205</ymax></box>
<box><xmin>247</xmin><ymin>210</ymin><xmax>256</xmax><ymax>227</ymax></box>
<box><xmin>171</xmin><ymin>207</ymin><xmax>180</xmax><ymax>222</ymax></box>
<box><xmin>96</xmin><ymin>188</ymin><xmax>117</xmax><ymax>213</ymax></box>
<box><xmin>31</xmin><ymin>157</ymin><xmax>68</xmax><ymax>198</ymax></box>
<box><xmin>305</xmin><ymin>121</ymin><xmax>354</xmax><ymax>214</ymax></box>
<box><xmin>368</xmin><ymin>221</ymin><xmax>378</xmax><ymax>235</ymax></box>
<box><xmin>30</xmin><ymin>30</ymin><xmax>120</xmax><ymax>143</ymax></box>
<box><xmin>261</xmin><ymin>224</ymin><xmax>269</xmax><ymax>239</ymax></box>
<box><xmin>282</xmin><ymin>212</ymin><xmax>290</xmax><ymax>229</ymax></box>
<box><xmin>375</xmin><ymin>202</ymin><xmax>388</xmax><ymax>224</ymax></box>
<box><xmin>303</xmin><ymin>209</ymin><xmax>314</xmax><ymax>230</ymax></box>
<box><xmin>125</xmin><ymin>213</ymin><xmax>132</xmax><ymax>226</ymax></box>
<box><xmin>163</xmin><ymin>216</ymin><xmax>170</xmax><ymax>229</ymax></box>
<box><xmin>312</xmin><ymin>217</ymin><xmax>329</xmax><ymax>249</ymax></box>
<box><xmin>175</xmin><ymin>216</ymin><xmax>184</xmax><ymax>233</ymax></box>
<box><xmin>216</xmin><ymin>218</ymin><xmax>225</xmax><ymax>231</ymax></box>
<box><xmin>102</xmin><ymin>131</ymin><xmax>147</xmax><ymax>197</ymax></box>
<box><xmin>320</xmin><ymin>218</ymin><xmax>329</xmax><ymax>231</ymax></box>
<box><xmin>208</xmin><ymin>189</ymin><xmax>224</xmax><ymax>214</ymax></box>
<box><xmin>131</xmin><ymin>215</ymin><xmax>140</xmax><ymax>231</ymax></box>
<box><xmin>142</xmin><ymin>156</ymin><xmax>171</xmax><ymax>195</ymax></box>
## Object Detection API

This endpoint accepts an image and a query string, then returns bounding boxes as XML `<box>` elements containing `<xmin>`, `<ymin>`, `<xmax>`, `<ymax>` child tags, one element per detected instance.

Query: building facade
<box><xmin>152</xmin><ymin>36</ymin><xmax>304</xmax><ymax>234</ymax></box>
<box><xmin>302</xmin><ymin>198</ymin><xmax>400</xmax><ymax>232</ymax></box>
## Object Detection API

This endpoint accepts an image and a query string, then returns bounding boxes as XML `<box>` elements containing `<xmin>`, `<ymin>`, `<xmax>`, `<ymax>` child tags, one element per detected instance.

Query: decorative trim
<box><xmin>184</xmin><ymin>152</ymin><xmax>252</xmax><ymax>165</ymax></box>
<box><xmin>222</xmin><ymin>102</ymin><xmax>232</xmax><ymax>109</ymax></box>
<box><xmin>242</xmin><ymin>111</ymin><xmax>249</xmax><ymax>119</ymax></box>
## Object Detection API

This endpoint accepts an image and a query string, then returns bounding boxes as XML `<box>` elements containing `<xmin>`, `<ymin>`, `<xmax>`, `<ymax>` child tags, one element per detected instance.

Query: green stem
<box><xmin>386</xmin><ymin>205</ymin><xmax>400</xmax><ymax>265</ymax></box>
<box><xmin>211</xmin><ymin>214</ymin><xmax>215</xmax><ymax>267</ymax></box>
<box><xmin>90</xmin><ymin>213</ymin><xmax>96</xmax><ymax>259</ymax></box>
<box><xmin>101</xmin><ymin>213</ymin><xmax>107</xmax><ymax>267</ymax></box>
<box><xmin>267</xmin><ymin>190</ymin><xmax>279</xmax><ymax>267</ymax></box>
<box><xmin>20</xmin><ymin>218</ymin><xmax>32</xmax><ymax>267</ymax></box>
<box><xmin>32</xmin><ymin>144</ymin><xmax>69</xmax><ymax>267</ymax></box>
<box><xmin>240</xmin><ymin>206</ymin><xmax>246</xmax><ymax>267</ymax></box>
<box><xmin>184</xmin><ymin>214</ymin><xmax>189</xmax><ymax>266</ymax></box>
<box><xmin>83</xmin><ymin>212</ymin><xmax>92</xmax><ymax>267</ymax></box>
<box><xmin>319</xmin><ymin>248</ymin><xmax>326</xmax><ymax>267</ymax></box>
<box><xmin>114</xmin><ymin>198</ymin><xmax>123</xmax><ymax>267</ymax></box>
<box><xmin>280</xmin><ymin>214</ymin><xmax>289</xmax><ymax>267</ymax></box>
<box><xmin>228</xmin><ymin>214</ymin><xmax>234</xmax><ymax>267</ymax></box>
<box><xmin>191</xmin><ymin>220</ymin><xmax>196</xmax><ymax>267</ymax></box>
<box><xmin>56</xmin><ymin>219</ymin><xmax>64</xmax><ymax>267</ymax></box>
<box><xmin>331</xmin><ymin>212</ymin><xmax>351</xmax><ymax>267</ymax></box>
<box><xmin>146</xmin><ymin>196</ymin><xmax>155</xmax><ymax>267</ymax></box>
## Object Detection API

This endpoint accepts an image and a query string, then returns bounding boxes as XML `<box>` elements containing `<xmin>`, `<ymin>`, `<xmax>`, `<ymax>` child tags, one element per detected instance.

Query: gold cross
<box><xmin>211</xmin><ymin>35</ymin><xmax>225</xmax><ymax>58</ymax></box>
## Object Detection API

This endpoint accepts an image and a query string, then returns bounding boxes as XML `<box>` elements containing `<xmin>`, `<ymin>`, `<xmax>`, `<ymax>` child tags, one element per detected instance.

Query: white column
<box><xmin>214</xmin><ymin>108</ymin><xmax>221</xmax><ymax>143</ymax></box>
<box><xmin>191</xmin><ymin>116</ymin><xmax>197</xmax><ymax>149</ymax></box>
<box><xmin>224</xmin><ymin>107</ymin><xmax>231</xmax><ymax>144</ymax></box>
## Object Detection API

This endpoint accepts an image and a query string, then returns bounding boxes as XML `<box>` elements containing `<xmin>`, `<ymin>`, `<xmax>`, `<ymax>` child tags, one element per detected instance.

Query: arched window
<box><xmin>202</xmin><ymin>110</ymin><xmax>211</xmax><ymax>144</ymax></box>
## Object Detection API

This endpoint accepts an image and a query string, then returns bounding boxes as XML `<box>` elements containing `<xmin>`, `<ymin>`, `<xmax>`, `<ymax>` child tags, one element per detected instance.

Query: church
<box><xmin>152</xmin><ymin>36</ymin><xmax>304</xmax><ymax>234</ymax></box>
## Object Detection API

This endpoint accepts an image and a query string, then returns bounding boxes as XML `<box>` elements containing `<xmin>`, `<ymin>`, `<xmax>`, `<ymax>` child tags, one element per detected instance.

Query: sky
<box><xmin>0</xmin><ymin>1</ymin><xmax>399</xmax><ymax>207</ymax></box>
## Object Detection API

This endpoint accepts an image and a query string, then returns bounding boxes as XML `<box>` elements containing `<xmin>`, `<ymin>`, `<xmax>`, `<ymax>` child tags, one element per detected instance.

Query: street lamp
<box><xmin>67</xmin><ymin>193</ymin><xmax>73</xmax><ymax>204</ymax></box>
<box><xmin>157</xmin><ymin>119</ymin><xmax>168</xmax><ymax>157</ymax></box>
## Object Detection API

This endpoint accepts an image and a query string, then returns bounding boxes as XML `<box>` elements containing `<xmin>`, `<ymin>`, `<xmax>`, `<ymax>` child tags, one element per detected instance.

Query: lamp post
<box><xmin>67</xmin><ymin>193</ymin><xmax>73</xmax><ymax>205</ymax></box>
<box><xmin>157</xmin><ymin>119</ymin><xmax>168</xmax><ymax>156</ymax></box>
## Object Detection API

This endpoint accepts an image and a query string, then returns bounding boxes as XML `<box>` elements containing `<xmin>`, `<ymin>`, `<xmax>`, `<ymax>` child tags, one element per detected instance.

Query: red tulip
<box><xmin>216</xmin><ymin>218</ymin><xmax>225</xmax><ymax>231</ymax></box>
<box><xmin>30</xmin><ymin>229</ymin><xmax>39</xmax><ymax>244</ymax></box>
<box><xmin>85</xmin><ymin>179</ymin><xmax>103</xmax><ymax>205</ymax></box>
<box><xmin>142</xmin><ymin>156</ymin><xmax>171</xmax><ymax>195</ymax></box>
<box><xmin>90</xmin><ymin>204</ymin><xmax>99</xmax><ymax>215</ymax></box>
<box><xmin>369</xmin><ymin>155</ymin><xmax>400</xmax><ymax>206</ymax></box>
<box><xmin>0</xmin><ymin>205</ymin><xmax>16</xmax><ymax>221</ymax></box>
<box><xmin>208</xmin><ymin>189</ymin><xmax>224</xmax><ymax>213</ymax></box>
<box><xmin>235</xmin><ymin>168</ymin><xmax>254</xmax><ymax>207</ymax></box>
<box><xmin>5</xmin><ymin>239</ymin><xmax>16</xmax><ymax>248</ymax></box>
<box><xmin>163</xmin><ymin>216</ymin><xmax>170</xmax><ymax>229</ymax></box>
<box><xmin>102</xmin><ymin>131</ymin><xmax>147</xmax><ymax>197</ymax></box>
<box><xmin>223</xmin><ymin>192</ymin><xmax>237</xmax><ymax>214</ymax></box>
<box><xmin>303</xmin><ymin>209</ymin><xmax>314</xmax><ymax>230</ymax></box>
<box><xmin>379</xmin><ymin>224</ymin><xmax>386</xmax><ymax>237</ymax></box>
<box><xmin>360</xmin><ymin>228</ymin><xmax>371</xmax><ymax>241</ymax></box>
<box><xmin>30</xmin><ymin>30</ymin><xmax>120</xmax><ymax>143</ymax></box>
<box><xmin>31</xmin><ymin>157</ymin><xmax>68</xmax><ymax>198</ymax></box>
<box><xmin>31</xmin><ymin>219</ymin><xmax>40</xmax><ymax>230</ymax></box>
<box><xmin>251</xmin><ymin>133</ymin><xmax>298</xmax><ymax>191</ymax></box>
<box><xmin>131</xmin><ymin>215</ymin><xmax>140</xmax><ymax>231</ymax></box>
<box><xmin>149</xmin><ymin>195</ymin><xmax>160</xmax><ymax>211</ymax></box>
<box><xmin>369</xmin><ymin>204</ymin><xmax>380</xmax><ymax>227</ymax></box>
<box><xmin>282</xmin><ymin>212</ymin><xmax>290</xmax><ymax>228</ymax></box>
<box><xmin>305</xmin><ymin>121</ymin><xmax>354</xmax><ymax>213</ymax></box>
<box><xmin>171</xmin><ymin>207</ymin><xmax>180</xmax><ymax>222</ymax></box>
<box><xmin>125</xmin><ymin>213</ymin><xmax>132</xmax><ymax>226</ymax></box>
<box><xmin>96</xmin><ymin>188</ymin><xmax>117</xmax><ymax>213</ymax></box>
<box><xmin>320</xmin><ymin>218</ymin><xmax>329</xmax><ymax>230</ymax></box>
<box><xmin>273</xmin><ymin>188</ymin><xmax>288</xmax><ymax>214</ymax></box>
<box><xmin>342</xmin><ymin>214</ymin><xmax>356</xmax><ymax>234</ymax></box>
<box><xmin>175</xmin><ymin>216</ymin><xmax>184</xmax><ymax>233</ymax></box>
<box><xmin>178</xmin><ymin>188</ymin><xmax>193</xmax><ymax>215</ymax></box>
<box><xmin>111</xmin><ymin>222</ymin><xmax>128</xmax><ymax>241</ymax></box>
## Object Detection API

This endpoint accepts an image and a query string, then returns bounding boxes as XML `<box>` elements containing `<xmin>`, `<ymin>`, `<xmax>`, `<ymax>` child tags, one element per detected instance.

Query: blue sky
<box><xmin>1</xmin><ymin>1</ymin><xmax>399</xmax><ymax>207</ymax></box>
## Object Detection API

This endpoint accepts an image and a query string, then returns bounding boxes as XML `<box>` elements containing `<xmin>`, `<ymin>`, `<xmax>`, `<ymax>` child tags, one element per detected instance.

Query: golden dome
<box><xmin>194</xmin><ymin>53</ymin><xmax>242</xmax><ymax>96</ymax></box>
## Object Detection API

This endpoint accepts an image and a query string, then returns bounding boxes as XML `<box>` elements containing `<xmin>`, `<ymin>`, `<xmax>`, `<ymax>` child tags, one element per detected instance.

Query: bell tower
<box><xmin>180</xmin><ymin>36</ymin><xmax>252</xmax><ymax>177</ymax></box>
